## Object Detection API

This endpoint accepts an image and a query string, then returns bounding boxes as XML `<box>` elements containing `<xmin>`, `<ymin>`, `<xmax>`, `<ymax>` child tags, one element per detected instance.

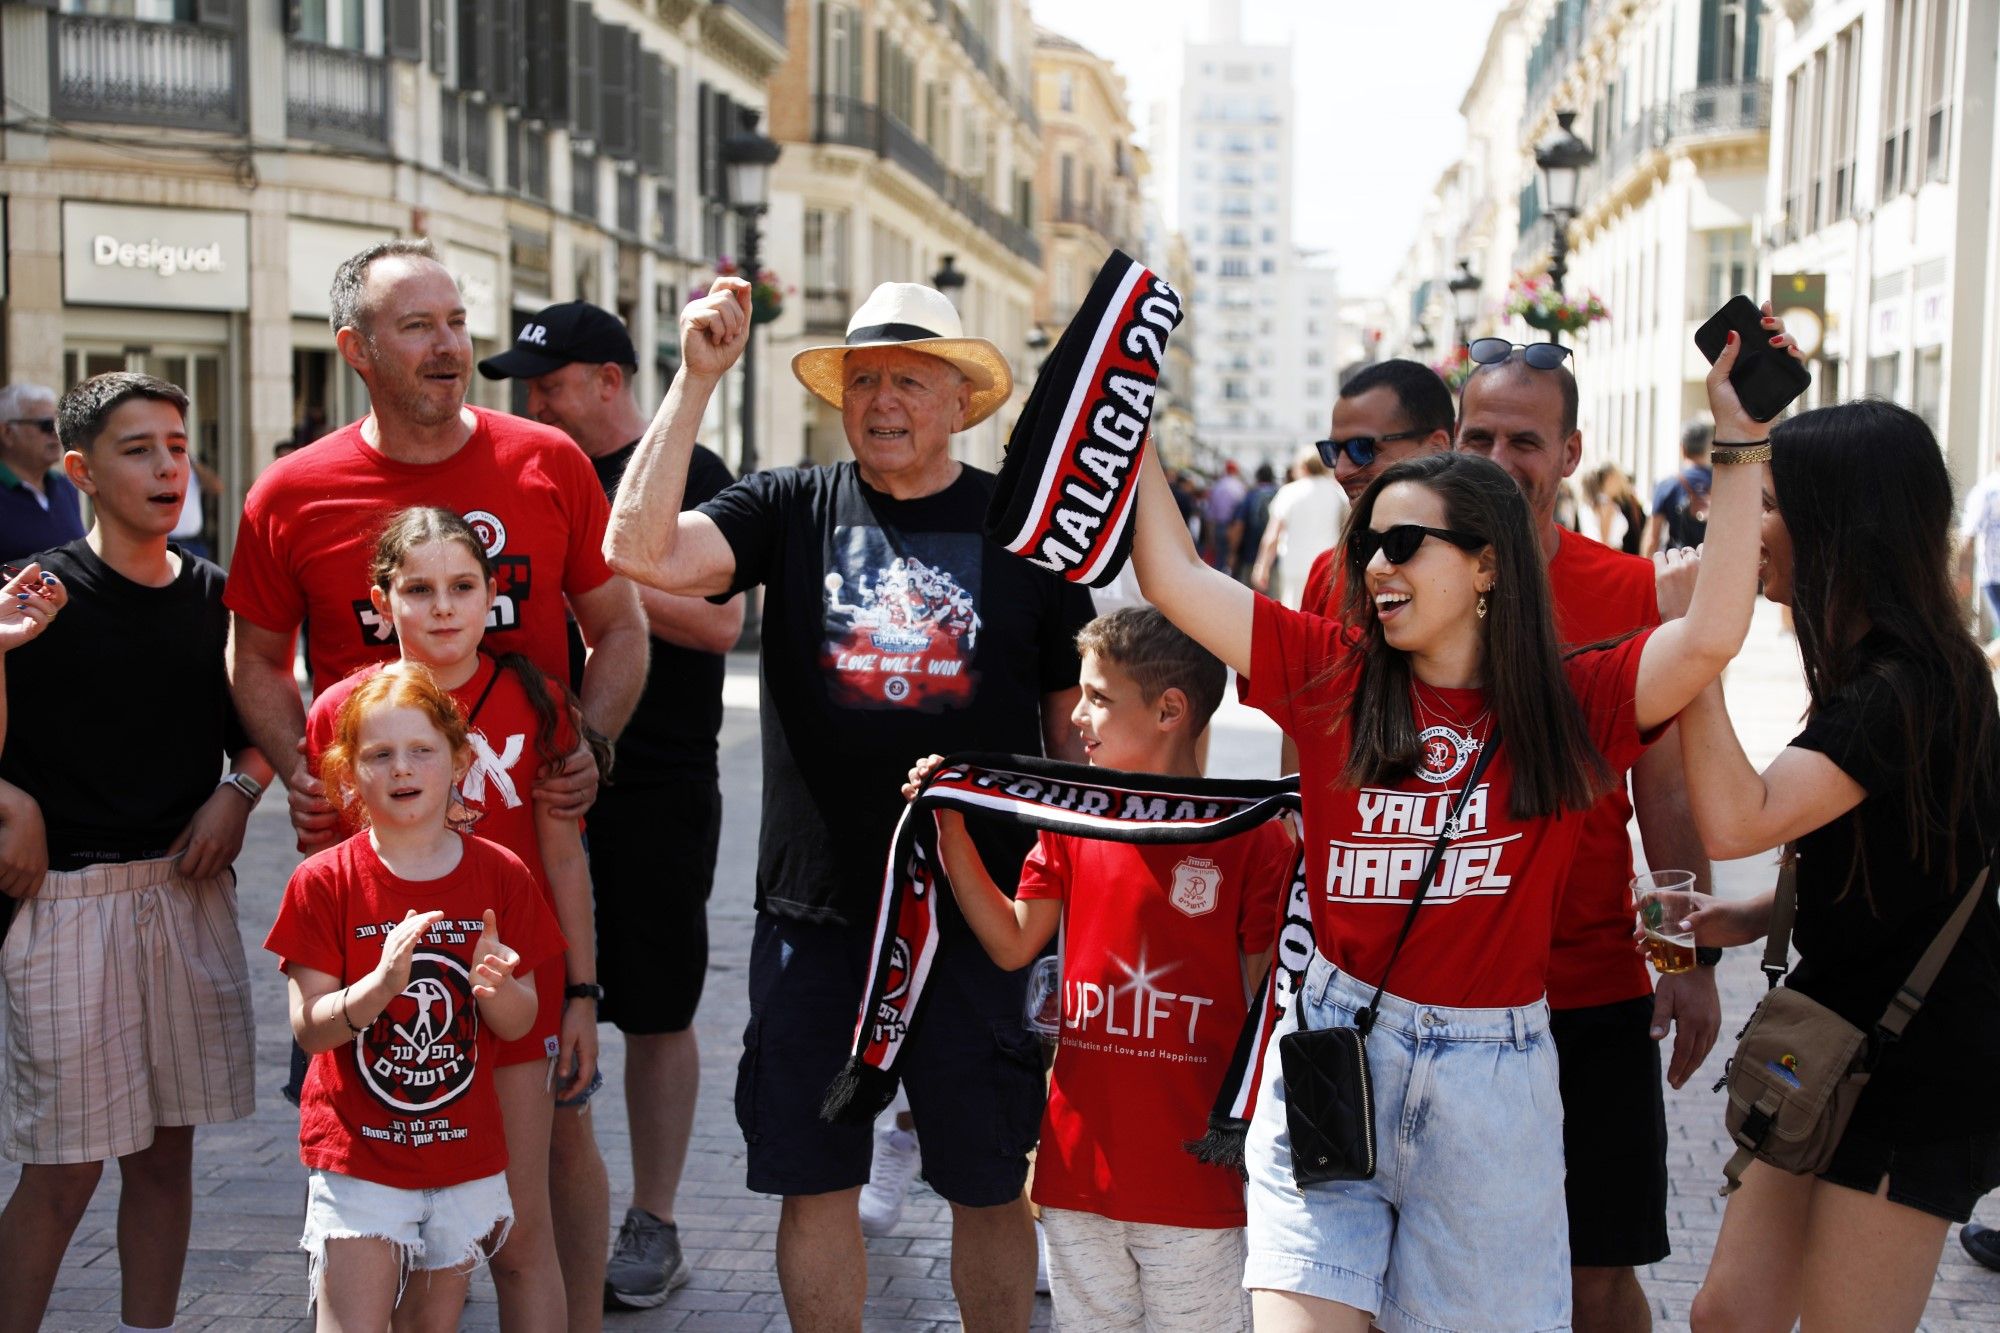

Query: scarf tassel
<box><xmin>819</xmin><ymin>1056</ymin><xmax>899</xmax><ymax>1127</ymax></box>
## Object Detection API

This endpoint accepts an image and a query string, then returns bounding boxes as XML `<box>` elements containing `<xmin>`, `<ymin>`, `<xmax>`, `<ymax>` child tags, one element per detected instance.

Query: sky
<box><xmin>1026</xmin><ymin>0</ymin><xmax>1508</xmax><ymax>297</ymax></box>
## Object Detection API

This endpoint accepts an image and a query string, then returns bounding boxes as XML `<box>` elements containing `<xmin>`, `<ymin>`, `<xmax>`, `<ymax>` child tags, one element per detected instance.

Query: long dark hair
<box><xmin>370</xmin><ymin>505</ymin><xmax>614</xmax><ymax>783</ymax></box>
<box><xmin>1329</xmin><ymin>452</ymin><xmax>1613</xmax><ymax>817</ymax></box>
<box><xmin>1770</xmin><ymin>400</ymin><xmax>2000</xmax><ymax>894</ymax></box>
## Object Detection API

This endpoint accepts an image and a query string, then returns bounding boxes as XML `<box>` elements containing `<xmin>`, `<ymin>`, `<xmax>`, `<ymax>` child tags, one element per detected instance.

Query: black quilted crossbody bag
<box><xmin>1281</xmin><ymin>730</ymin><xmax>1499</xmax><ymax>1186</ymax></box>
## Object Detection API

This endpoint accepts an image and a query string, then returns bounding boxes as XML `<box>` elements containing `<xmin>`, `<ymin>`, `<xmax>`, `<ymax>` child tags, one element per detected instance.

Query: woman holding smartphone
<box><xmin>1654</xmin><ymin>394</ymin><xmax>2000</xmax><ymax>1332</ymax></box>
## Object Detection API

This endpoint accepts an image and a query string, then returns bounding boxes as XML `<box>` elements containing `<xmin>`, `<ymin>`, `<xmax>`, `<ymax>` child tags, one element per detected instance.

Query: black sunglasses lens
<box><xmin>1469</xmin><ymin>338</ymin><xmax>1512</xmax><ymax>365</ymax></box>
<box><xmin>1314</xmin><ymin>438</ymin><xmax>1340</xmax><ymax>469</ymax></box>
<box><xmin>1523</xmin><ymin>343</ymin><xmax>1571</xmax><ymax>370</ymax></box>
<box><xmin>1373</xmin><ymin>526</ymin><xmax>1424</xmax><ymax>564</ymax></box>
<box><xmin>1342</xmin><ymin>437</ymin><xmax>1378</xmax><ymax>467</ymax></box>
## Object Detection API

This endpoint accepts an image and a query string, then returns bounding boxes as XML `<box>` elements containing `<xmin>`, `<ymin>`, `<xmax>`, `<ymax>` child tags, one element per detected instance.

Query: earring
<box><xmin>1476</xmin><ymin>592</ymin><xmax>1489</xmax><ymax>619</ymax></box>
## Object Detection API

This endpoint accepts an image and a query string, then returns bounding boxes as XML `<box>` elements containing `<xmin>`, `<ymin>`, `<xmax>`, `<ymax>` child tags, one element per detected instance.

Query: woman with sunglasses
<box><xmin>1125</xmin><ymin>328</ymin><xmax>1787</xmax><ymax>1331</ymax></box>
<box><xmin>1643</xmin><ymin>396</ymin><xmax>2000</xmax><ymax>1331</ymax></box>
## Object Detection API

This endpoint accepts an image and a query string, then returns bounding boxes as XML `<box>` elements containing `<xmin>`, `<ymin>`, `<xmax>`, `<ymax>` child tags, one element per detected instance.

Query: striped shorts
<box><xmin>1</xmin><ymin>857</ymin><xmax>256</xmax><ymax>1164</ymax></box>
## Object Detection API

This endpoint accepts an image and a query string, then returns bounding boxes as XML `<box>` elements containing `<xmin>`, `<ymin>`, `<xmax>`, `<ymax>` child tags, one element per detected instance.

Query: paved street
<box><xmin>8</xmin><ymin>598</ymin><xmax>1999</xmax><ymax>1330</ymax></box>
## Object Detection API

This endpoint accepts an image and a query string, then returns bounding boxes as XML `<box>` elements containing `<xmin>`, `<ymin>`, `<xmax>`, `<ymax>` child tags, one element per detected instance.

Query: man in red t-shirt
<box><xmin>1456</xmin><ymin>347</ymin><xmax>1720</xmax><ymax>1333</ymax></box>
<box><xmin>227</xmin><ymin>240</ymin><xmax>645</xmax><ymax>828</ymax></box>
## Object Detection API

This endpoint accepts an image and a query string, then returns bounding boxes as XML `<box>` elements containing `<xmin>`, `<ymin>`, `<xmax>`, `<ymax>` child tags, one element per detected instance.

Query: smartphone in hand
<box><xmin>1693</xmin><ymin>295</ymin><xmax>1811</xmax><ymax>423</ymax></box>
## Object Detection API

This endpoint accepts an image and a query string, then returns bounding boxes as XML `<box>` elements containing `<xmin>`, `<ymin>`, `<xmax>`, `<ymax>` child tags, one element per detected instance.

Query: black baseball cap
<box><xmin>477</xmin><ymin>300</ymin><xmax>638</xmax><ymax>380</ymax></box>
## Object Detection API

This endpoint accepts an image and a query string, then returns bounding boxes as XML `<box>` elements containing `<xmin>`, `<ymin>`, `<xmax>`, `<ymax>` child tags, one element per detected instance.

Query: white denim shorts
<box><xmin>1243</xmin><ymin>953</ymin><xmax>1571</xmax><ymax>1333</ymax></box>
<box><xmin>300</xmin><ymin>1169</ymin><xmax>513</xmax><ymax>1311</ymax></box>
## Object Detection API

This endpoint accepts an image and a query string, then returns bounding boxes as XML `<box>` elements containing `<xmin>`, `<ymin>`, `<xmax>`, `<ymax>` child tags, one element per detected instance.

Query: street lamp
<box><xmin>1410</xmin><ymin>325</ymin><xmax>1435</xmax><ymax>355</ymax></box>
<box><xmin>1448</xmin><ymin>257</ymin><xmax>1481</xmax><ymax>350</ymax></box>
<box><xmin>932</xmin><ymin>254</ymin><xmax>967</xmax><ymax>297</ymax></box>
<box><xmin>723</xmin><ymin>109</ymin><xmax>781</xmax><ymax>478</ymax></box>
<box><xmin>1534</xmin><ymin>109</ymin><xmax>1596</xmax><ymax>341</ymax></box>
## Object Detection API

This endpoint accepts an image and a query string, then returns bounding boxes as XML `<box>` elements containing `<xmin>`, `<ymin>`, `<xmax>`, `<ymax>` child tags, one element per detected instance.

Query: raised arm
<box><xmin>604</xmin><ymin>279</ymin><xmax>752</xmax><ymax>599</ymax></box>
<box><xmin>1130</xmin><ymin>445</ymin><xmax>1254</xmax><ymax>675</ymax></box>
<box><xmin>1631</xmin><ymin>313</ymin><xmax>1803</xmax><ymax>730</ymax></box>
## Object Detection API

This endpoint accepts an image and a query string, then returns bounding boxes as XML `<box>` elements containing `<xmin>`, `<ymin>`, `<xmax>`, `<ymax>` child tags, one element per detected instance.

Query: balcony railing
<box><xmin>714</xmin><ymin>0</ymin><xmax>786</xmax><ymax>46</ymax></box>
<box><xmin>286</xmin><ymin>42</ymin><xmax>386</xmax><ymax>150</ymax></box>
<box><xmin>804</xmin><ymin>286</ymin><xmax>851</xmax><ymax>330</ymax></box>
<box><xmin>51</xmin><ymin>14</ymin><xmax>242</xmax><ymax>132</ymax></box>
<box><xmin>1674</xmin><ymin>81</ymin><xmax>1772</xmax><ymax>139</ymax></box>
<box><xmin>811</xmin><ymin>96</ymin><xmax>1041</xmax><ymax>266</ymax></box>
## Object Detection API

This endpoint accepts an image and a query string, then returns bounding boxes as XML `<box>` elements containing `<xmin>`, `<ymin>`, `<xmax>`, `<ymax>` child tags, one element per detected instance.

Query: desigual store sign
<box><xmin>62</xmin><ymin>202</ymin><xmax>250</xmax><ymax>312</ymax></box>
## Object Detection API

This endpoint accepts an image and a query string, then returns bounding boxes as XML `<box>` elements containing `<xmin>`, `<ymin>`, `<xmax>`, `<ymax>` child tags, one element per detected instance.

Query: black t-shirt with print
<box><xmin>0</xmin><ymin>540</ymin><xmax>249</xmax><ymax>870</ymax></box>
<box><xmin>701</xmin><ymin>462</ymin><xmax>1095</xmax><ymax>926</ymax></box>
<box><xmin>1787</xmin><ymin>637</ymin><xmax>2000</xmax><ymax>1142</ymax></box>
<box><xmin>577</xmin><ymin>440</ymin><xmax>734</xmax><ymax>783</ymax></box>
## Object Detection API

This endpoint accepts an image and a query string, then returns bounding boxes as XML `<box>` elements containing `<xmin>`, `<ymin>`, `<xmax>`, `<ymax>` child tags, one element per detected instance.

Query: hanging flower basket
<box><xmin>1431</xmin><ymin>346</ymin><xmax>1474</xmax><ymax>392</ymax></box>
<box><xmin>1504</xmin><ymin>273</ymin><xmax>1608</xmax><ymax>337</ymax></box>
<box><xmin>693</xmin><ymin>257</ymin><xmax>791</xmax><ymax>325</ymax></box>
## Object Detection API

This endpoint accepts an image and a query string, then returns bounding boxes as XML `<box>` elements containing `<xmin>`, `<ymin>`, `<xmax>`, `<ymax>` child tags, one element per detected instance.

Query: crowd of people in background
<box><xmin>0</xmin><ymin>243</ymin><xmax>1998</xmax><ymax>1333</ymax></box>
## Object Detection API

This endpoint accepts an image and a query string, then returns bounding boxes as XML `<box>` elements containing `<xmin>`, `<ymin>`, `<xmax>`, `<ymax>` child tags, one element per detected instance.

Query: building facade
<box><xmin>0</xmin><ymin>0</ymin><xmax>786</xmax><ymax>561</ymax></box>
<box><xmin>763</xmin><ymin>0</ymin><xmax>1041</xmax><ymax>472</ymax></box>
<box><xmin>1028</xmin><ymin>27</ymin><xmax>1144</xmax><ymax>336</ymax></box>
<box><xmin>1514</xmin><ymin>0</ymin><xmax>1773</xmax><ymax>492</ymax></box>
<box><xmin>1765</xmin><ymin>0</ymin><xmax>1997</xmax><ymax>485</ymax></box>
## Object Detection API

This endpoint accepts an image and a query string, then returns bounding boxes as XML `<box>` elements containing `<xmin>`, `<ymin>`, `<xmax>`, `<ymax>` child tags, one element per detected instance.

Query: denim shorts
<box><xmin>300</xmin><ymin>1169</ymin><xmax>513</xmax><ymax>1311</ymax></box>
<box><xmin>1244</xmin><ymin>954</ymin><xmax>1571</xmax><ymax>1333</ymax></box>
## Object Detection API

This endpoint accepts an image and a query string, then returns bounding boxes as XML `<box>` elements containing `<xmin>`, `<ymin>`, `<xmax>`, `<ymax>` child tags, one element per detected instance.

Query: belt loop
<box><xmin>1511</xmin><ymin>1007</ymin><xmax>1529</xmax><ymax>1051</ymax></box>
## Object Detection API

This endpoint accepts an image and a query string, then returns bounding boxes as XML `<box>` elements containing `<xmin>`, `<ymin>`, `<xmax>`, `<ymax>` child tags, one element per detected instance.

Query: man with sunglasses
<box><xmin>0</xmin><ymin>384</ymin><xmax>83</xmax><ymax>563</ymax></box>
<box><xmin>1458</xmin><ymin>339</ymin><xmax>1719</xmax><ymax>1333</ymax></box>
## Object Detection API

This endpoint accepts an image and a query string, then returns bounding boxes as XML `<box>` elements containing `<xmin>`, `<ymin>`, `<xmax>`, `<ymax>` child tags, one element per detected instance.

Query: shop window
<box><xmin>1867</xmin><ymin>352</ymin><xmax>1902</xmax><ymax>404</ymax></box>
<box><xmin>1914</xmin><ymin>347</ymin><xmax>1943</xmax><ymax>427</ymax></box>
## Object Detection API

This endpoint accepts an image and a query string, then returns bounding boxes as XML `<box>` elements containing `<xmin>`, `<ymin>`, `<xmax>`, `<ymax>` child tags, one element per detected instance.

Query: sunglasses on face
<box><xmin>1315</xmin><ymin>430</ymin><xmax>1432</xmax><ymax>470</ymax></box>
<box><xmin>1468</xmin><ymin>338</ymin><xmax>1573</xmax><ymax>371</ymax></box>
<box><xmin>7</xmin><ymin>418</ymin><xmax>55</xmax><ymax>434</ymax></box>
<box><xmin>1357</xmin><ymin>523</ymin><xmax>1488</xmax><ymax>566</ymax></box>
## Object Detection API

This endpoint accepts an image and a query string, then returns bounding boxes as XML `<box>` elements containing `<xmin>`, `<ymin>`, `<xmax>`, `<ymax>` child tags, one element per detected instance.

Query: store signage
<box><xmin>63</xmin><ymin>202</ymin><xmax>248</xmax><ymax>311</ymax></box>
<box><xmin>443</xmin><ymin>244</ymin><xmax>501</xmax><ymax>342</ymax></box>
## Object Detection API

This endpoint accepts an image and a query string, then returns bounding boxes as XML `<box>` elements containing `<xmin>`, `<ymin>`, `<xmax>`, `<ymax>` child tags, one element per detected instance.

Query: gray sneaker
<box><xmin>604</xmin><ymin>1207</ymin><xmax>690</xmax><ymax>1310</ymax></box>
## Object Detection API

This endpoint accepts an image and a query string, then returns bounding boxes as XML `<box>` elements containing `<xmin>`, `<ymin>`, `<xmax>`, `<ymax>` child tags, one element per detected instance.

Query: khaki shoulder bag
<box><xmin>1717</xmin><ymin>845</ymin><xmax>1991</xmax><ymax>1195</ymax></box>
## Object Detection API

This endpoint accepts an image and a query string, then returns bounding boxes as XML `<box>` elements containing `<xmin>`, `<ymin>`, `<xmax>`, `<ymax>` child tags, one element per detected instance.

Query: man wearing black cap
<box><xmin>480</xmin><ymin>302</ymin><xmax>743</xmax><ymax>1309</ymax></box>
<box><xmin>604</xmin><ymin>278</ymin><xmax>1093</xmax><ymax>1332</ymax></box>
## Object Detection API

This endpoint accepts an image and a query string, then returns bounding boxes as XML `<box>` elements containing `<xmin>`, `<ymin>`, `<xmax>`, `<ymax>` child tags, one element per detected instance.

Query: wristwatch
<box><xmin>564</xmin><ymin>982</ymin><xmax>606</xmax><ymax>1003</ymax></box>
<box><xmin>1695</xmin><ymin>946</ymin><xmax>1724</xmax><ymax>967</ymax></box>
<box><xmin>220</xmin><ymin>772</ymin><xmax>264</xmax><ymax>805</ymax></box>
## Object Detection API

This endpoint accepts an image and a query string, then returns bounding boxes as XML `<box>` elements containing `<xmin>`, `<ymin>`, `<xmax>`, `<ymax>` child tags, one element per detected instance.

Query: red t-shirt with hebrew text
<box><xmin>1245</xmin><ymin>595</ymin><xmax>1655</xmax><ymax>1007</ymax></box>
<box><xmin>1018</xmin><ymin>823</ymin><xmax>1293</xmax><ymax>1226</ymax></box>
<box><xmin>264</xmin><ymin>833</ymin><xmax>565</xmax><ymax>1189</ymax></box>
<box><xmin>225</xmin><ymin>408</ymin><xmax>614</xmax><ymax>693</ymax></box>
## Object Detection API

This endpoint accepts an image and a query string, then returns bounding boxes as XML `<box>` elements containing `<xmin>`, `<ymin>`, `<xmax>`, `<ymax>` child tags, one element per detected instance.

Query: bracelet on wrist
<box><xmin>339</xmin><ymin>987</ymin><xmax>367</xmax><ymax>1034</ymax></box>
<box><xmin>1711</xmin><ymin>442</ymin><xmax>1772</xmax><ymax>465</ymax></box>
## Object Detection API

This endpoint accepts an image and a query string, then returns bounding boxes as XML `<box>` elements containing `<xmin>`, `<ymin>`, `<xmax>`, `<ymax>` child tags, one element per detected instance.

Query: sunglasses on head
<box><xmin>1315</xmin><ymin>429</ymin><xmax>1432</xmax><ymax>470</ymax></box>
<box><xmin>1357</xmin><ymin>523</ymin><xmax>1488</xmax><ymax>566</ymax></box>
<box><xmin>7</xmin><ymin>418</ymin><xmax>54</xmax><ymax>433</ymax></box>
<box><xmin>1468</xmin><ymin>338</ymin><xmax>1573</xmax><ymax>371</ymax></box>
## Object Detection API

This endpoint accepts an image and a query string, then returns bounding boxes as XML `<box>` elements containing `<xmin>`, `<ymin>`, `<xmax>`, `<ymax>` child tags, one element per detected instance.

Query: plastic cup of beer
<box><xmin>1632</xmin><ymin>870</ymin><xmax>1700</xmax><ymax>975</ymax></box>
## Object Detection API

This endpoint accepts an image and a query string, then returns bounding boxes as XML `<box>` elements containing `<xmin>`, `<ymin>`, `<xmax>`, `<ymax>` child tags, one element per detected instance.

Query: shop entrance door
<box><xmin>64</xmin><ymin>346</ymin><xmax>228</xmax><ymax>558</ymax></box>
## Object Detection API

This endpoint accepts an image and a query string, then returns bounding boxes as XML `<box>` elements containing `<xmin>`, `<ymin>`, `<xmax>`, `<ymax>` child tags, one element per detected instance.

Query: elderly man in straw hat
<box><xmin>606</xmin><ymin>277</ymin><xmax>1093</xmax><ymax>1330</ymax></box>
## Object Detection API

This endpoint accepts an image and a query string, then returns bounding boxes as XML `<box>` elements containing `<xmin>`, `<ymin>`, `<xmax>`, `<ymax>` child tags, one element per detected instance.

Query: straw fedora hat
<box><xmin>791</xmin><ymin>283</ymin><xmax>1014</xmax><ymax>429</ymax></box>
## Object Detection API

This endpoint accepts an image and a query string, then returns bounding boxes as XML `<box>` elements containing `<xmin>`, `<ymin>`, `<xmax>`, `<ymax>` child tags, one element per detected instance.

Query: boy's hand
<box><xmin>0</xmin><ymin>786</ymin><xmax>48</xmax><ymax>899</ymax></box>
<box><xmin>902</xmin><ymin>754</ymin><xmax>947</xmax><ymax>801</ymax></box>
<box><xmin>169</xmin><ymin>782</ymin><xmax>253</xmax><ymax>880</ymax></box>
<box><xmin>373</xmin><ymin>909</ymin><xmax>444</xmax><ymax>995</ymax></box>
<box><xmin>471</xmin><ymin>909</ymin><xmax>522</xmax><ymax>999</ymax></box>
<box><xmin>0</xmin><ymin>564</ymin><xmax>65</xmax><ymax>652</ymax></box>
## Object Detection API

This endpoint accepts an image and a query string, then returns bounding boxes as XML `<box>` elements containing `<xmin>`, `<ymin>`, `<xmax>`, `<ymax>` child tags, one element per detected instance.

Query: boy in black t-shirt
<box><xmin>0</xmin><ymin>372</ymin><xmax>270</xmax><ymax>1332</ymax></box>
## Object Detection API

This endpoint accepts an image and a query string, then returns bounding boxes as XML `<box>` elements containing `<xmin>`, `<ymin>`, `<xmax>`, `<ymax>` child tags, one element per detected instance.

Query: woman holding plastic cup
<box><xmin>1653</xmin><ymin>390</ymin><xmax>2000</xmax><ymax>1329</ymax></box>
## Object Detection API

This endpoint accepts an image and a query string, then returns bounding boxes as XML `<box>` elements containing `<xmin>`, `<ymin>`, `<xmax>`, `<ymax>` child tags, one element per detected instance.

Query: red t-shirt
<box><xmin>307</xmin><ymin>654</ymin><xmax>579</xmax><ymax>1061</ymax></box>
<box><xmin>1245</xmin><ymin>595</ymin><xmax>1655</xmax><ymax>1007</ymax></box>
<box><xmin>1018</xmin><ymin>823</ymin><xmax>1293</xmax><ymax>1227</ymax></box>
<box><xmin>264</xmin><ymin>833</ymin><xmax>566</xmax><ymax>1189</ymax></box>
<box><xmin>1546</xmin><ymin>526</ymin><xmax>1662</xmax><ymax>1009</ymax></box>
<box><xmin>1301</xmin><ymin>547</ymin><xmax>1341</xmax><ymax>620</ymax></box>
<box><xmin>225</xmin><ymin>408</ymin><xmax>615</xmax><ymax>692</ymax></box>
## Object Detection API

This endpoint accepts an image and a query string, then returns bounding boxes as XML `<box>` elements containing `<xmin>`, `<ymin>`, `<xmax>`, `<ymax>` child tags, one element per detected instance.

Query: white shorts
<box><xmin>301</xmin><ymin>1169</ymin><xmax>514</xmax><ymax>1310</ymax></box>
<box><xmin>1040</xmin><ymin>1206</ymin><xmax>1251</xmax><ymax>1333</ymax></box>
<box><xmin>0</xmin><ymin>857</ymin><xmax>256</xmax><ymax>1163</ymax></box>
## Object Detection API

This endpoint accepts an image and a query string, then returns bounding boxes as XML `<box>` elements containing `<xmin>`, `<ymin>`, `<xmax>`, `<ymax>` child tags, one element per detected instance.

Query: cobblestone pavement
<box><xmin>7</xmin><ymin>600</ymin><xmax>1998</xmax><ymax>1330</ymax></box>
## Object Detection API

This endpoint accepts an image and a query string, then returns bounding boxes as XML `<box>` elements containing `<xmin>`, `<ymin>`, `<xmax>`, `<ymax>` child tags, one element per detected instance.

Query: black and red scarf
<box><xmin>819</xmin><ymin>753</ymin><xmax>1313</xmax><ymax>1173</ymax></box>
<box><xmin>985</xmin><ymin>251</ymin><xmax>1183</xmax><ymax>587</ymax></box>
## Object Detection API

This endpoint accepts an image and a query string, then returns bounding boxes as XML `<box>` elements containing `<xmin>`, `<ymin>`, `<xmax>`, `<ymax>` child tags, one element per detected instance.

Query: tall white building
<box><xmin>1177</xmin><ymin>0</ymin><xmax>1332</xmax><ymax>471</ymax></box>
<box><xmin>1765</xmin><ymin>0</ymin><xmax>1998</xmax><ymax>486</ymax></box>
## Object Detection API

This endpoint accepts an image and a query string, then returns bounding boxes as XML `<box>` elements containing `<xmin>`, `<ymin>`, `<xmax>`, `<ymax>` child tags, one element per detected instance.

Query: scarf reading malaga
<box><xmin>985</xmin><ymin>251</ymin><xmax>1184</xmax><ymax>587</ymax></box>
<box><xmin>819</xmin><ymin>753</ymin><xmax>1315</xmax><ymax>1173</ymax></box>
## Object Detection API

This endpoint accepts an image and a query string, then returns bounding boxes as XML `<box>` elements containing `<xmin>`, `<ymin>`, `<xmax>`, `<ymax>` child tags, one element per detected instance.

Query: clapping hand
<box><xmin>470</xmin><ymin>909</ymin><xmax>521</xmax><ymax>1000</ymax></box>
<box><xmin>680</xmin><ymin>276</ymin><xmax>753</xmax><ymax>381</ymax></box>
<box><xmin>373</xmin><ymin>909</ymin><xmax>444</xmax><ymax>995</ymax></box>
<box><xmin>0</xmin><ymin>564</ymin><xmax>66</xmax><ymax>652</ymax></box>
<box><xmin>1705</xmin><ymin>300</ymin><xmax>1807</xmax><ymax>439</ymax></box>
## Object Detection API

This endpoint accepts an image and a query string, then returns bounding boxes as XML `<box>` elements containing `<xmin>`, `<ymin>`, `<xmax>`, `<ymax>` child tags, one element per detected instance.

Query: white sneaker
<box><xmin>858</xmin><ymin>1126</ymin><xmax>921</xmax><ymax>1236</ymax></box>
<box><xmin>1034</xmin><ymin>1219</ymin><xmax>1050</xmax><ymax>1294</ymax></box>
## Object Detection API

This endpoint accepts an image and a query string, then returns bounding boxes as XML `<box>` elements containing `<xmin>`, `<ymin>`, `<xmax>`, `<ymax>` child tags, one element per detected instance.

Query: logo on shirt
<box><xmin>1325</xmin><ymin>782</ymin><xmax>1520</xmax><ymax>906</ymax></box>
<box><xmin>350</xmin><ymin>507</ymin><xmax>533</xmax><ymax>642</ymax></box>
<box><xmin>1169</xmin><ymin>856</ymin><xmax>1221</xmax><ymax>918</ymax></box>
<box><xmin>820</xmin><ymin>527</ymin><xmax>982</xmax><ymax>712</ymax></box>
<box><xmin>1062</xmin><ymin>942</ymin><xmax>1218</xmax><ymax>1050</ymax></box>
<box><xmin>462</xmin><ymin>730</ymin><xmax>527</xmax><ymax>810</ymax></box>
<box><xmin>464</xmin><ymin>510</ymin><xmax>508</xmax><ymax>557</ymax></box>
<box><xmin>356</xmin><ymin>947</ymin><xmax>480</xmax><ymax>1113</ymax></box>
<box><xmin>1415</xmin><ymin>726</ymin><xmax>1481</xmax><ymax>784</ymax></box>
